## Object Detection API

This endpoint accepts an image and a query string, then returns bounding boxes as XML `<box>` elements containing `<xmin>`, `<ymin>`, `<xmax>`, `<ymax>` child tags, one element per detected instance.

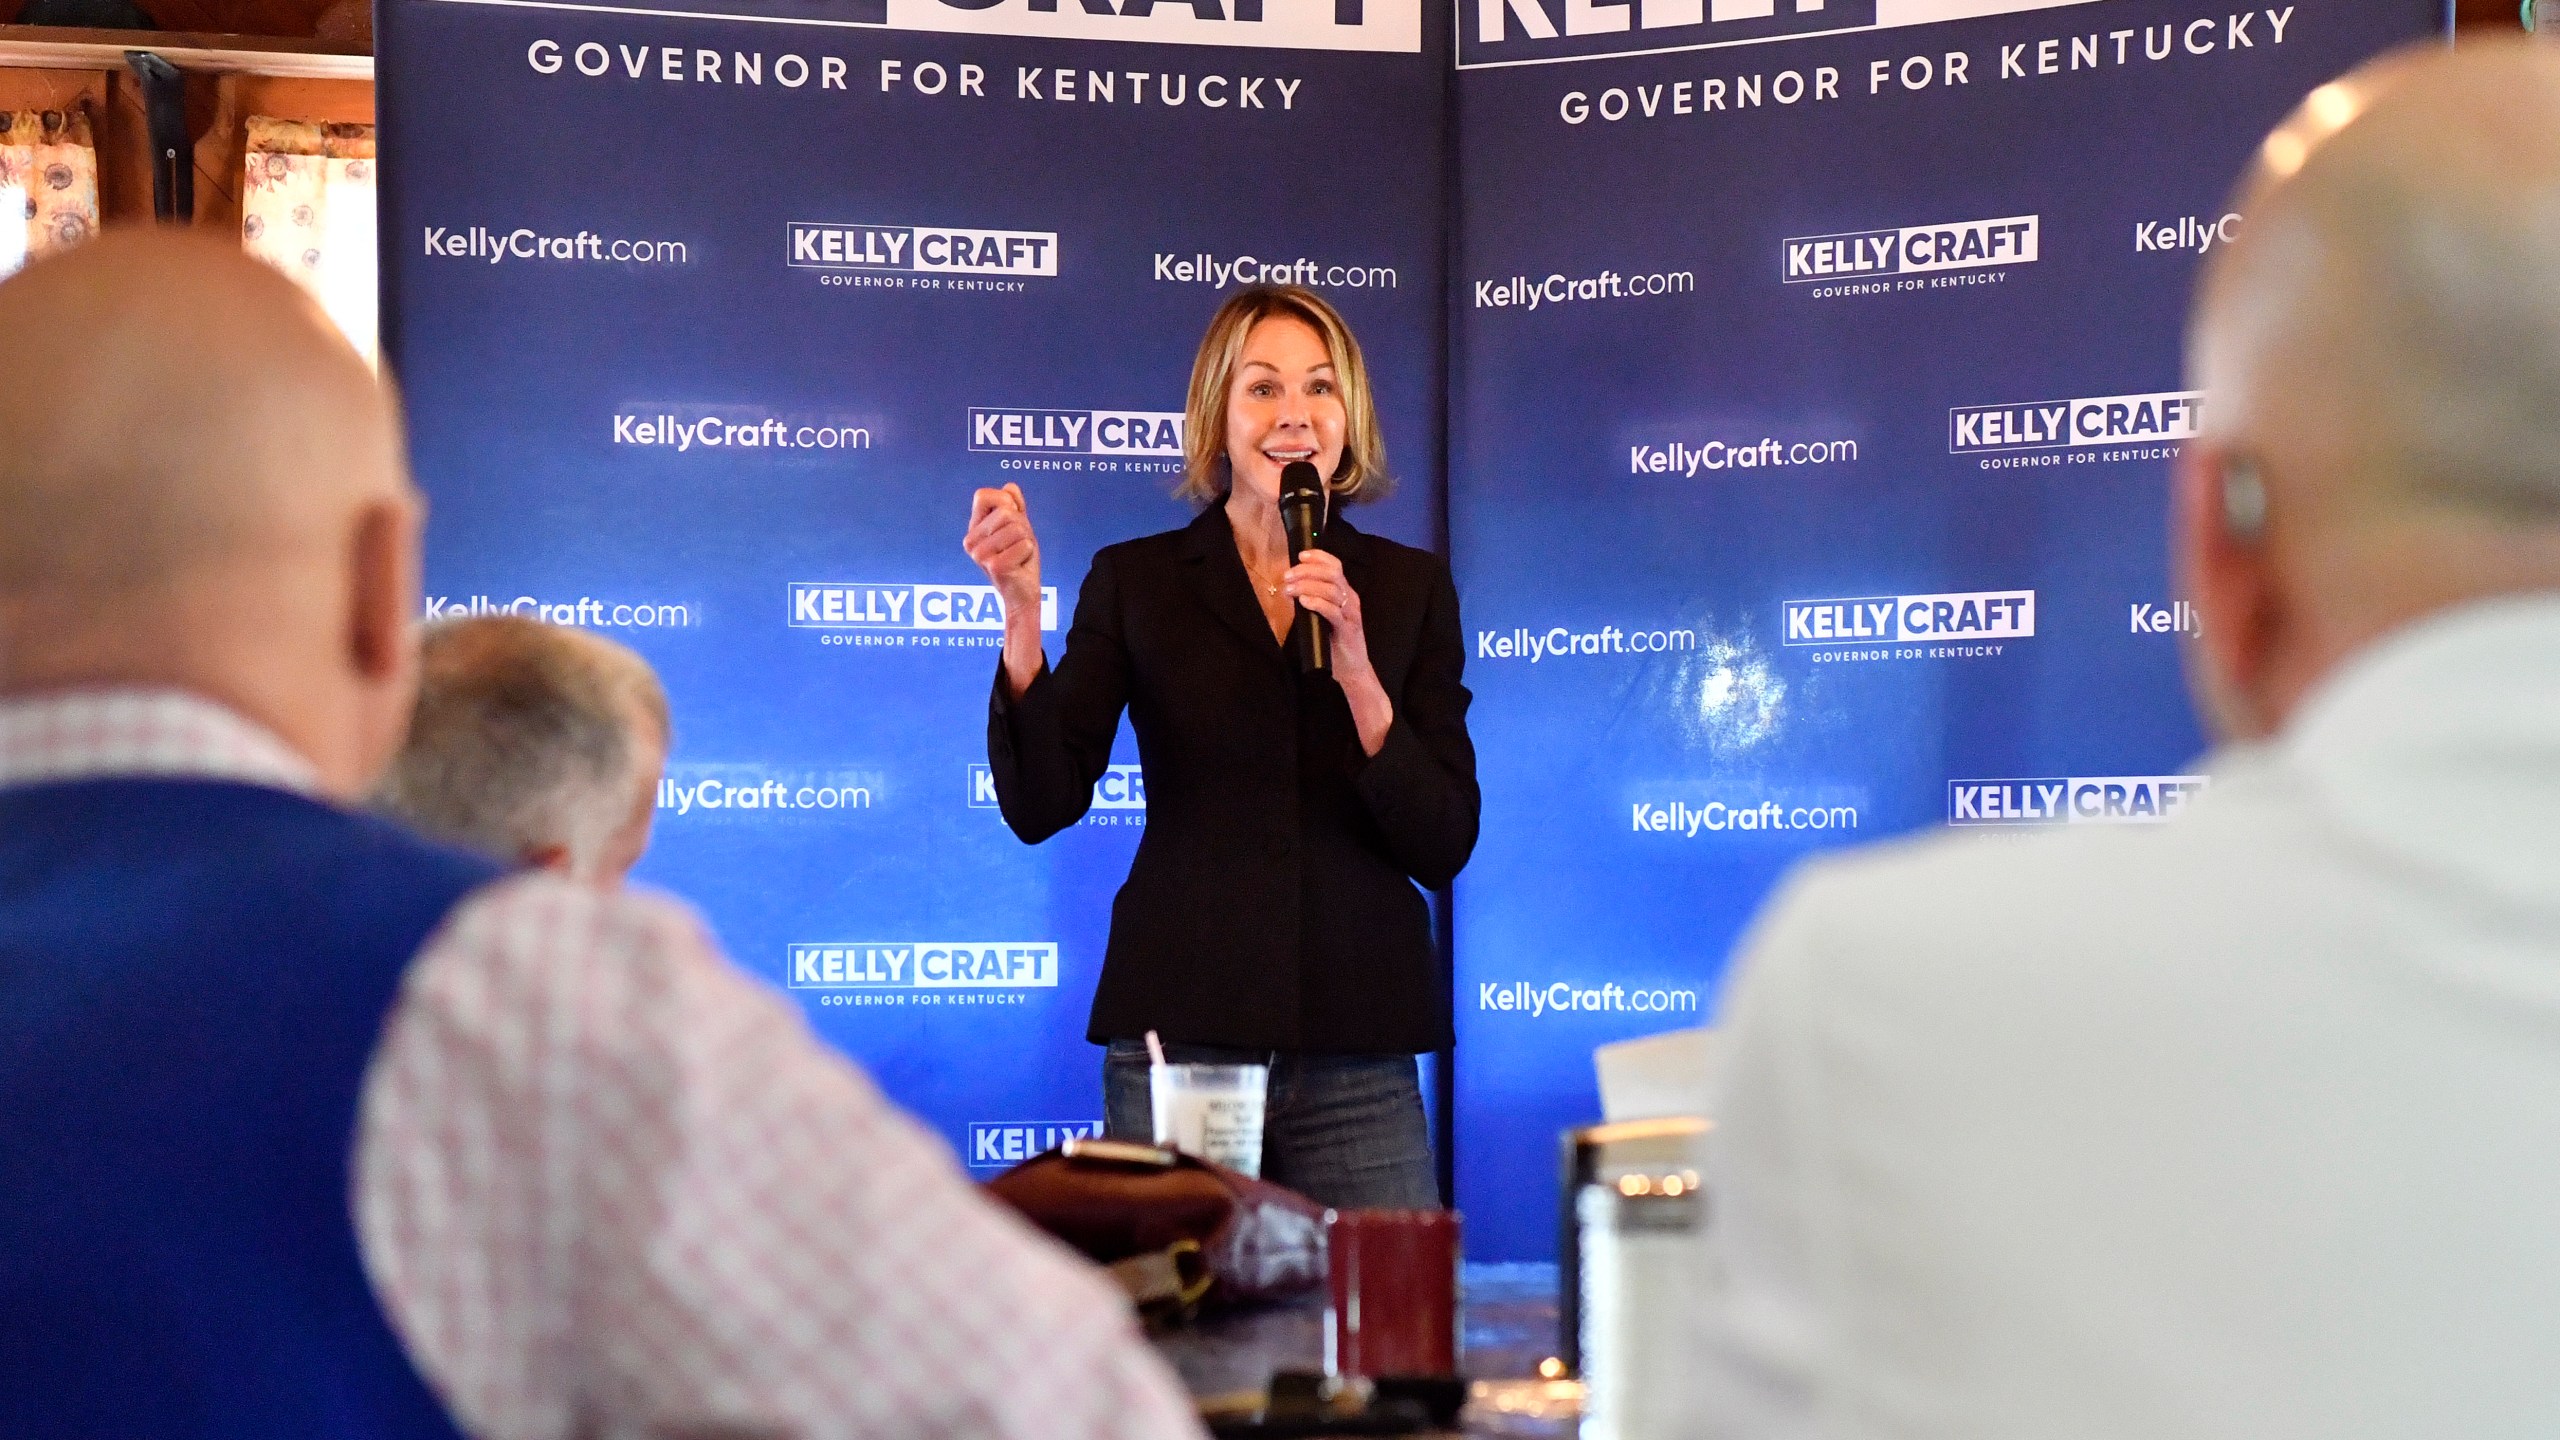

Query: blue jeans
<box><xmin>1103</xmin><ymin>1040</ymin><xmax>1441</xmax><ymax>1211</ymax></box>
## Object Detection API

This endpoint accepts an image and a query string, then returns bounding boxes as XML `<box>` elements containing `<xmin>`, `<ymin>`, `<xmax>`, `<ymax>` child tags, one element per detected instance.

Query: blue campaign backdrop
<box><xmin>375</xmin><ymin>0</ymin><xmax>1448</xmax><ymax>1177</ymax></box>
<box><xmin>1449</xmin><ymin>0</ymin><xmax>2442</xmax><ymax>1258</ymax></box>
<box><xmin>378</xmin><ymin>0</ymin><xmax>2438</xmax><ymax>1260</ymax></box>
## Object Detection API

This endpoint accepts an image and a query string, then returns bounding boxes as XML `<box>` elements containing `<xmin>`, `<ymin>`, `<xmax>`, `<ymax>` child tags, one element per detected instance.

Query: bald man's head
<box><xmin>0</xmin><ymin>229</ymin><xmax>408</xmax><ymax>593</ymax></box>
<box><xmin>0</xmin><ymin>230</ymin><xmax>424</xmax><ymax>795</ymax></box>
<box><xmin>2197</xmin><ymin>42</ymin><xmax>2560</xmax><ymax>526</ymax></box>
<box><xmin>2179</xmin><ymin>41</ymin><xmax>2560</xmax><ymax>740</ymax></box>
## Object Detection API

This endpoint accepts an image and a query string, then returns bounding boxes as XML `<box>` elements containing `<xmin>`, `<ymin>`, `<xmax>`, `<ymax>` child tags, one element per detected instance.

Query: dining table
<box><xmin>1152</xmin><ymin>1263</ymin><xmax>1583</xmax><ymax>1438</ymax></box>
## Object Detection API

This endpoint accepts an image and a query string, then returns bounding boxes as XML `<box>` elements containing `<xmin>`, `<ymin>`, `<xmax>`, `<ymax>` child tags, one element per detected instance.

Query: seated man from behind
<box><xmin>376</xmin><ymin>614</ymin><xmax>667</xmax><ymax>885</ymax></box>
<box><xmin>0</xmin><ymin>232</ymin><xmax>1202</xmax><ymax>1440</ymax></box>
<box><xmin>1691</xmin><ymin>41</ymin><xmax>2560</xmax><ymax>1440</ymax></box>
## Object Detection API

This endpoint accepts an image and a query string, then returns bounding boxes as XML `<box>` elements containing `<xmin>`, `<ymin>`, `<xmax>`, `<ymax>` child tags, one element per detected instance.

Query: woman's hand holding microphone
<box><xmin>965</xmin><ymin>483</ymin><xmax>1047</xmax><ymax>699</ymax></box>
<box><xmin>965</xmin><ymin>481</ymin><xmax>1393</xmax><ymax>751</ymax></box>
<box><xmin>1280</xmin><ymin>548</ymin><xmax>1372</xmax><ymax>684</ymax></box>
<box><xmin>1285</xmin><ymin>547</ymin><xmax>1395</xmax><ymax>756</ymax></box>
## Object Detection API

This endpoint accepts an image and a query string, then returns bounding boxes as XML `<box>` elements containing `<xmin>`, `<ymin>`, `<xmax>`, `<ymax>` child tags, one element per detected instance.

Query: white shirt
<box><xmin>0</xmin><ymin>688</ymin><xmax>1204</xmax><ymax>1440</ymax></box>
<box><xmin>1692</xmin><ymin>597</ymin><xmax>2560</xmax><ymax>1440</ymax></box>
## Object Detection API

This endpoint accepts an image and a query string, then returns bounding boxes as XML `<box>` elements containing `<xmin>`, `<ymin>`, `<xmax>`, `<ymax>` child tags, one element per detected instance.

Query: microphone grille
<box><xmin>1279</xmin><ymin>460</ymin><xmax>1324</xmax><ymax>502</ymax></box>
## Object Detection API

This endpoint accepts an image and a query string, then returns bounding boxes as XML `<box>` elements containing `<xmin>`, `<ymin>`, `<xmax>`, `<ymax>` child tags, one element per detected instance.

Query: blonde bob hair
<box><xmin>1178</xmin><ymin>285</ymin><xmax>1391</xmax><ymax>505</ymax></box>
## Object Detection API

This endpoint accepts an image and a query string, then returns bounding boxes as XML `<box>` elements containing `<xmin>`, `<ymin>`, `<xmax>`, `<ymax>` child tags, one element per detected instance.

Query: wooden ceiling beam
<box><xmin>0</xmin><ymin>24</ymin><xmax>367</xmax><ymax>75</ymax></box>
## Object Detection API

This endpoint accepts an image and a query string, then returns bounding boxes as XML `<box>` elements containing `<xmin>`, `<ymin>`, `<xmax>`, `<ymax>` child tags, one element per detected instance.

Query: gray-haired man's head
<box><xmin>375</xmin><ymin>615</ymin><xmax>669</xmax><ymax>884</ymax></box>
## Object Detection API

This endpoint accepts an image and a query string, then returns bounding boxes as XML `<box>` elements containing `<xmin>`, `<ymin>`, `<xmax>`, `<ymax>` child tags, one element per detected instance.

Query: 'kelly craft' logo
<box><xmin>1461</xmin><ymin>0</ymin><xmax>2168</xmax><ymax>70</ymax></box>
<box><xmin>2137</xmin><ymin>213</ymin><xmax>2242</xmax><ymax>256</ymax></box>
<box><xmin>1948</xmin><ymin>775</ymin><xmax>2209</xmax><ymax>826</ymax></box>
<box><xmin>615</xmin><ymin>410</ymin><xmax>873</xmax><ymax>453</ymax></box>
<box><xmin>789</xmin><ymin>222</ymin><xmax>1059</xmax><ymax>276</ymax></box>
<box><xmin>1783</xmin><ymin>590</ymin><xmax>2034</xmax><ymax>646</ymax></box>
<box><xmin>969</xmin><ymin>408</ymin><xmax>1184</xmax><ymax>456</ymax></box>
<box><xmin>1950</xmin><ymin>392</ymin><xmax>2203</xmax><ymax>453</ymax></box>
<box><xmin>1784</xmin><ymin>215</ymin><xmax>2037</xmax><ymax>283</ymax></box>
<box><xmin>658</xmin><ymin>770</ymin><xmax>876</xmax><ymax>816</ymax></box>
<box><xmin>2131</xmin><ymin>601</ymin><xmax>2200</xmax><ymax>636</ymax></box>
<box><xmin>420</xmin><ymin>225</ymin><xmax>690</xmax><ymax>266</ymax></box>
<box><xmin>427</xmin><ymin>594</ymin><xmax>696</xmax><ymax>629</ymax></box>
<box><xmin>787</xmin><ymin>942</ymin><xmax>1061</xmax><ymax>989</ymax></box>
<box><xmin>523</xmin><ymin>0</ymin><xmax>1416</xmax><ymax>56</ymax></box>
<box><xmin>966</xmin><ymin>1121</ymin><xmax>1103</xmax><ymax>1169</ymax></box>
<box><xmin>1475</xmin><ymin>980</ymin><xmax>1702</xmax><ymax>1017</ymax></box>
<box><xmin>969</xmin><ymin>763</ymin><xmax>1145</xmax><ymax>810</ymax></box>
<box><xmin>1463</xmin><ymin>0</ymin><xmax>1871</xmax><ymax>66</ymax></box>
<box><xmin>789</xmin><ymin>583</ymin><xmax>1058</xmax><ymax>631</ymax></box>
<box><xmin>899</xmin><ymin>0</ymin><xmax>1414</xmax><ymax>53</ymax></box>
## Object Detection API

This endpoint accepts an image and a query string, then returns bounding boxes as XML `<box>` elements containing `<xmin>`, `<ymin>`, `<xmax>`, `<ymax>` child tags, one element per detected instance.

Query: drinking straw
<box><xmin>1146</xmin><ymin>1029</ymin><xmax>1168</xmax><ymax>1067</ymax></box>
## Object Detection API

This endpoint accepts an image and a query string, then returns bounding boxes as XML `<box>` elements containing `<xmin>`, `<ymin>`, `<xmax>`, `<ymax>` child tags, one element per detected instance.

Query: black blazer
<box><xmin>987</xmin><ymin>506</ymin><xmax>1479</xmax><ymax>1054</ymax></box>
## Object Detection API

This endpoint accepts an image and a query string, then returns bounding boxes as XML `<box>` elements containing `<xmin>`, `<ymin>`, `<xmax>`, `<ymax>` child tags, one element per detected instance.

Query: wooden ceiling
<box><xmin>9</xmin><ymin>0</ymin><xmax>352</xmax><ymax>39</ymax></box>
<box><xmin>127</xmin><ymin>0</ymin><xmax>336</xmax><ymax>33</ymax></box>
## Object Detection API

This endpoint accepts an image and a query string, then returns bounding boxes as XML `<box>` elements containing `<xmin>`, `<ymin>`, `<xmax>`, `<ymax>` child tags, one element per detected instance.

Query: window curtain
<box><xmin>241</xmin><ymin>116</ymin><xmax>378</xmax><ymax>365</ymax></box>
<box><xmin>0</xmin><ymin>108</ymin><xmax>99</xmax><ymax>280</ymax></box>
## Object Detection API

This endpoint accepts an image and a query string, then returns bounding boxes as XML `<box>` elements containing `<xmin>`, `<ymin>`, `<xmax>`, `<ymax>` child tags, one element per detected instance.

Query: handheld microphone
<box><xmin>1278</xmin><ymin>461</ymin><xmax>1330</xmax><ymax>675</ymax></box>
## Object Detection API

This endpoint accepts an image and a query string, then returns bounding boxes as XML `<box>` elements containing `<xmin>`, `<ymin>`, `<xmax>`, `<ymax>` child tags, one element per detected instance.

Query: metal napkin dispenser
<box><xmin>1559</xmin><ymin>1116</ymin><xmax>1709</xmax><ymax>1439</ymax></box>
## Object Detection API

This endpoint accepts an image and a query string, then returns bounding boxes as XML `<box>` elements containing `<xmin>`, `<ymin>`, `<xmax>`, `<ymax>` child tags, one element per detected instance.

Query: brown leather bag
<box><xmin>986</xmin><ymin>1138</ymin><xmax>1328</xmax><ymax>1322</ymax></box>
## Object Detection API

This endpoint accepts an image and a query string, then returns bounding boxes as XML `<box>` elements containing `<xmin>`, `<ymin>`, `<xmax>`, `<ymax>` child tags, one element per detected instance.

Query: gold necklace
<box><xmin>1245</xmin><ymin>553</ymin><xmax>1287</xmax><ymax>597</ymax></box>
<box><xmin>1231</xmin><ymin>504</ymin><xmax>1292</xmax><ymax>597</ymax></box>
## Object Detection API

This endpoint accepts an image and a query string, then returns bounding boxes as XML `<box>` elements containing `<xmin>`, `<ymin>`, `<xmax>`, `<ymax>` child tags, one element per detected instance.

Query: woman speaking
<box><xmin>961</xmin><ymin>286</ymin><xmax>1478</xmax><ymax>1210</ymax></box>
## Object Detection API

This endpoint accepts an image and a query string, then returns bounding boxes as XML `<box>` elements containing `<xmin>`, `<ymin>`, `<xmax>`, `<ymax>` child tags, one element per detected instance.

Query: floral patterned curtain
<box><xmin>0</xmin><ymin>107</ymin><xmax>99</xmax><ymax>280</ymax></box>
<box><xmin>241</xmin><ymin>116</ymin><xmax>378</xmax><ymax>366</ymax></box>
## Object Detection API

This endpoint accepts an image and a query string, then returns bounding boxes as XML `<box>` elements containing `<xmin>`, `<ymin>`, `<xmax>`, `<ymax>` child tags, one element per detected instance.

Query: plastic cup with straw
<box><xmin>1144</xmin><ymin>1029</ymin><xmax>1269</xmax><ymax>1176</ymax></box>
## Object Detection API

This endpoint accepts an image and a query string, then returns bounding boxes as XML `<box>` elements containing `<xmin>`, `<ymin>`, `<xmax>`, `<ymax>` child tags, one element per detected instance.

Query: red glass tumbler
<box><xmin>1324</xmin><ymin>1208</ymin><xmax>1462</xmax><ymax>1379</ymax></box>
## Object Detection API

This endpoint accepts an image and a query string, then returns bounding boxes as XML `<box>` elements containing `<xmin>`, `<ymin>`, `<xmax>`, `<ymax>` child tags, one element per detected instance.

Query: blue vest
<box><xmin>0</xmin><ymin>777</ymin><xmax>503</xmax><ymax>1439</ymax></box>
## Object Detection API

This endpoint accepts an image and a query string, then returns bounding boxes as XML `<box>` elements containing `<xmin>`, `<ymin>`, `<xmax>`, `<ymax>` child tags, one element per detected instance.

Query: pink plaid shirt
<box><xmin>0</xmin><ymin>688</ymin><xmax>1204</xmax><ymax>1440</ymax></box>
